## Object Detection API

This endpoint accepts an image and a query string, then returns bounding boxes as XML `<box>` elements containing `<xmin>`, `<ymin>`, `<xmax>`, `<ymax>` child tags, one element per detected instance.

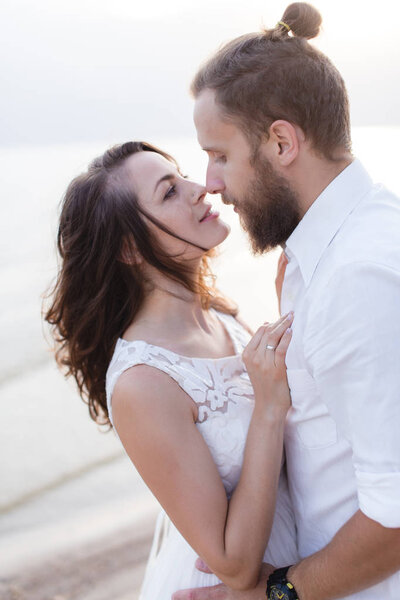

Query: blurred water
<box><xmin>0</xmin><ymin>137</ymin><xmax>278</xmax><ymax>383</ymax></box>
<box><xmin>0</xmin><ymin>128</ymin><xmax>399</xmax><ymax>509</ymax></box>
<box><xmin>1</xmin><ymin>128</ymin><xmax>399</xmax><ymax>381</ymax></box>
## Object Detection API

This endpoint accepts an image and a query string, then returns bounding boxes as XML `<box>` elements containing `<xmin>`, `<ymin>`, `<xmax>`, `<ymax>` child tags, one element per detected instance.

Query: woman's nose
<box><xmin>191</xmin><ymin>183</ymin><xmax>207</xmax><ymax>204</ymax></box>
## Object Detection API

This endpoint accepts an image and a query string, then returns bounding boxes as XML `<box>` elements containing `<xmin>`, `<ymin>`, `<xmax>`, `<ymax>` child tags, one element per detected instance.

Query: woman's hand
<box><xmin>242</xmin><ymin>313</ymin><xmax>293</xmax><ymax>417</ymax></box>
<box><xmin>275</xmin><ymin>252</ymin><xmax>288</xmax><ymax>316</ymax></box>
<box><xmin>113</xmin><ymin>316</ymin><xmax>294</xmax><ymax>591</ymax></box>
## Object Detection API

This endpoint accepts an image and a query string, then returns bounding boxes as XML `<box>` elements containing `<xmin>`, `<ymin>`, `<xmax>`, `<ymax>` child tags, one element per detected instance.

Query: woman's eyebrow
<box><xmin>154</xmin><ymin>174</ymin><xmax>175</xmax><ymax>193</ymax></box>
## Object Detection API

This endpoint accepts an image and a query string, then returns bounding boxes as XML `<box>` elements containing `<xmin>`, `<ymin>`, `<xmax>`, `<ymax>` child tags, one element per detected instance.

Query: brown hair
<box><xmin>44</xmin><ymin>141</ymin><xmax>236</xmax><ymax>428</ymax></box>
<box><xmin>191</xmin><ymin>2</ymin><xmax>351</xmax><ymax>160</ymax></box>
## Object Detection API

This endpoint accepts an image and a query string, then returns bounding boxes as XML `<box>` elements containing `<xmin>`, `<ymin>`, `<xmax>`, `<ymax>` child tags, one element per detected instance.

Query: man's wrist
<box><xmin>267</xmin><ymin>565</ymin><xmax>301</xmax><ymax>600</ymax></box>
<box><xmin>287</xmin><ymin>563</ymin><xmax>305</xmax><ymax>600</ymax></box>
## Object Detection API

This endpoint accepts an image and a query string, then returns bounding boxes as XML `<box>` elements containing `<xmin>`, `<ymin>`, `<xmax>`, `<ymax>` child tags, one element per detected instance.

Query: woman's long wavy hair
<box><xmin>44</xmin><ymin>141</ymin><xmax>237</xmax><ymax>428</ymax></box>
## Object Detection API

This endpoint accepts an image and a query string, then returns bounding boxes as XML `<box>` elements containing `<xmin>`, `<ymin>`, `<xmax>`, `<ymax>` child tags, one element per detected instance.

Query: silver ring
<box><xmin>265</xmin><ymin>345</ymin><xmax>276</xmax><ymax>351</ymax></box>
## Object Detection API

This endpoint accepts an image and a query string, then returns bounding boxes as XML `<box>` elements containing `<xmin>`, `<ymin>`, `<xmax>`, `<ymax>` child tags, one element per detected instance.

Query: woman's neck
<box><xmin>133</xmin><ymin>277</ymin><xmax>212</xmax><ymax>337</ymax></box>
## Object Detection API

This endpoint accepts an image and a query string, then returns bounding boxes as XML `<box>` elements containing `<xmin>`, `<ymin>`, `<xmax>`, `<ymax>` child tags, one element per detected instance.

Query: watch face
<box><xmin>270</xmin><ymin>585</ymin><xmax>290</xmax><ymax>600</ymax></box>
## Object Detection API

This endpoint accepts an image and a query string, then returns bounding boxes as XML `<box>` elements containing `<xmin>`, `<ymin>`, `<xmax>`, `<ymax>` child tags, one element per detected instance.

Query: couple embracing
<box><xmin>45</xmin><ymin>3</ymin><xmax>400</xmax><ymax>600</ymax></box>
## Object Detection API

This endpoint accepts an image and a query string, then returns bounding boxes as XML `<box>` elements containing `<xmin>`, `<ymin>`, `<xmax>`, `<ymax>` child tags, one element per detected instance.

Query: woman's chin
<box><xmin>206</xmin><ymin>222</ymin><xmax>231</xmax><ymax>251</ymax></box>
<box><xmin>192</xmin><ymin>219</ymin><xmax>231</xmax><ymax>255</ymax></box>
<box><xmin>215</xmin><ymin>220</ymin><xmax>231</xmax><ymax>243</ymax></box>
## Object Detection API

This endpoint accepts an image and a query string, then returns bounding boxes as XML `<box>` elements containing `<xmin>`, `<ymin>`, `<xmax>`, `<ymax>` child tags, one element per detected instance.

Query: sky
<box><xmin>1</xmin><ymin>0</ymin><xmax>400</xmax><ymax>146</ymax></box>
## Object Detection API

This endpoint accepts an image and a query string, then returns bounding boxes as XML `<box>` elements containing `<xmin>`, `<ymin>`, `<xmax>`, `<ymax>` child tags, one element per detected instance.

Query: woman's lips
<box><xmin>201</xmin><ymin>210</ymin><xmax>220</xmax><ymax>222</ymax></box>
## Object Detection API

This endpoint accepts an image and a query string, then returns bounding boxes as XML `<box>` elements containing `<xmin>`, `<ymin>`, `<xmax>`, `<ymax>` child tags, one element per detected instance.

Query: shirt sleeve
<box><xmin>304</xmin><ymin>260</ymin><xmax>400</xmax><ymax>528</ymax></box>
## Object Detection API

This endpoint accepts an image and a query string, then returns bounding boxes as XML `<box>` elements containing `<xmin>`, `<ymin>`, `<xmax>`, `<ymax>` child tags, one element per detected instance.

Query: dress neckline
<box><xmin>118</xmin><ymin>309</ymin><xmax>242</xmax><ymax>362</ymax></box>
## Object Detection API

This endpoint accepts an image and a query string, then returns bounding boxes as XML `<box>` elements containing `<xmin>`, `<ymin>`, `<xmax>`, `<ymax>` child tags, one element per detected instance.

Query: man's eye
<box><xmin>164</xmin><ymin>185</ymin><xmax>176</xmax><ymax>200</ymax></box>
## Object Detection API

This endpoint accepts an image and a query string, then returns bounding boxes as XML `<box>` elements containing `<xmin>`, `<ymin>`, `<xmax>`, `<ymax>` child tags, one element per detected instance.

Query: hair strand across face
<box><xmin>43</xmin><ymin>141</ymin><xmax>237</xmax><ymax>428</ymax></box>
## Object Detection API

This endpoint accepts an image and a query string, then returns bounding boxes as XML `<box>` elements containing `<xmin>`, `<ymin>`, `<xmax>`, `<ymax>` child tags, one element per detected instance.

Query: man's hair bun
<box><xmin>279</xmin><ymin>2</ymin><xmax>322</xmax><ymax>39</ymax></box>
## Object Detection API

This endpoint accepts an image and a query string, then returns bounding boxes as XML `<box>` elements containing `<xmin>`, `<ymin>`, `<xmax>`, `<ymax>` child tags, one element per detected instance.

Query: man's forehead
<box><xmin>193</xmin><ymin>89</ymin><xmax>219</xmax><ymax>121</ymax></box>
<box><xmin>194</xmin><ymin>89</ymin><xmax>239</xmax><ymax>149</ymax></box>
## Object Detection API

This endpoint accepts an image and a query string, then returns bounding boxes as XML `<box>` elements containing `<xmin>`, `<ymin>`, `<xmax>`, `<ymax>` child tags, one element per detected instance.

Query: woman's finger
<box><xmin>272</xmin><ymin>312</ymin><xmax>292</xmax><ymax>326</ymax></box>
<box><xmin>243</xmin><ymin>324</ymin><xmax>267</xmax><ymax>356</ymax></box>
<box><xmin>243</xmin><ymin>312</ymin><xmax>294</xmax><ymax>365</ymax></box>
<box><xmin>265</xmin><ymin>312</ymin><xmax>294</xmax><ymax>348</ymax></box>
<box><xmin>274</xmin><ymin>326</ymin><xmax>292</xmax><ymax>370</ymax></box>
<box><xmin>253</xmin><ymin>326</ymin><xmax>277</xmax><ymax>366</ymax></box>
<box><xmin>195</xmin><ymin>557</ymin><xmax>213</xmax><ymax>574</ymax></box>
<box><xmin>251</xmin><ymin>313</ymin><xmax>294</xmax><ymax>365</ymax></box>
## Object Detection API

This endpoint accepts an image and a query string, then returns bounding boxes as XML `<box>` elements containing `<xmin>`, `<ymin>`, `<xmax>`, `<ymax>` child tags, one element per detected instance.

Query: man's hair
<box><xmin>191</xmin><ymin>2</ymin><xmax>351</xmax><ymax>160</ymax></box>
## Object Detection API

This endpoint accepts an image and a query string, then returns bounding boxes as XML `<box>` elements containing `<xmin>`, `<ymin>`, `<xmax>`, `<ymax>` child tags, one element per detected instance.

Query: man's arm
<box><xmin>173</xmin><ymin>513</ymin><xmax>400</xmax><ymax>600</ymax></box>
<box><xmin>288</xmin><ymin>510</ymin><xmax>400</xmax><ymax>600</ymax></box>
<box><xmin>295</xmin><ymin>260</ymin><xmax>400</xmax><ymax>598</ymax></box>
<box><xmin>173</xmin><ymin>260</ymin><xmax>400</xmax><ymax>600</ymax></box>
<box><xmin>173</xmin><ymin>261</ymin><xmax>400</xmax><ymax>600</ymax></box>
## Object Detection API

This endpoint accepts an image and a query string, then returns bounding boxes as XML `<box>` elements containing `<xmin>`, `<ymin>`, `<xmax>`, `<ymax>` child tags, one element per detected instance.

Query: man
<box><xmin>173</xmin><ymin>3</ymin><xmax>400</xmax><ymax>600</ymax></box>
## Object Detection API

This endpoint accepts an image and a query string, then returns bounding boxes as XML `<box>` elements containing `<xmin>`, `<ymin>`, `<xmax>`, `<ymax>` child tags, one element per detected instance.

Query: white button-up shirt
<box><xmin>281</xmin><ymin>159</ymin><xmax>400</xmax><ymax>599</ymax></box>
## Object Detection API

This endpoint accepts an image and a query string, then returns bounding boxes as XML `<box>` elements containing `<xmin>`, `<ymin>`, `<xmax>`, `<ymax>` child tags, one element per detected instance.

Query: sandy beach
<box><xmin>2</xmin><ymin>529</ymin><xmax>151</xmax><ymax>600</ymax></box>
<box><xmin>1</xmin><ymin>505</ymin><xmax>156</xmax><ymax>600</ymax></box>
<box><xmin>0</xmin><ymin>453</ymin><xmax>159</xmax><ymax>600</ymax></box>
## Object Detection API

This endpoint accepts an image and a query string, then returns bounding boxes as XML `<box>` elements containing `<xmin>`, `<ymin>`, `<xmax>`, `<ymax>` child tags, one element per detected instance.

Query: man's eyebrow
<box><xmin>202</xmin><ymin>146</ymin><xmax>220</xmax><ymax>153</ymax></box>
<box><xmin>154</xmin><ymin>174</ymin><xmax>175</xmax><ymax>193</ymax></box>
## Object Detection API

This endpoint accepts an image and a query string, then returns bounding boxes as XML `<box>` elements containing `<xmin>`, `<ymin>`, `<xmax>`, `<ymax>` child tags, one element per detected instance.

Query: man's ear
<box><xmin>119</xmin><ymin>237</ymin><xmax>142</xmax><ymax>266</ymax></box>
<box><xmin>268</xmin><ymin>120</ymin><xmax>303</xmax><ymax>166</ymax></box>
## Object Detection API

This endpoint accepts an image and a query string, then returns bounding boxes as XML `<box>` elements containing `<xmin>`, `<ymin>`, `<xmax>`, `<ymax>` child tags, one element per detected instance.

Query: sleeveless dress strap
<box><xmin>105</xmin><ymin>311</ymin><xmax>251</xmax><ymax>428</ymax></box>
<box><xmin>106</xmin><ymin>340</ymin><xmax>206</xmax><ymax>427</ymax></box>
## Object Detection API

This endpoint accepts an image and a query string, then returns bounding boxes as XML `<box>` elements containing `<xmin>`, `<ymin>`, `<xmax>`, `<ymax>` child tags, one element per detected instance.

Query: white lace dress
<box><xmin>106</xmin><ymin>310</ymin><xmax>299</xmax><ymax>599</ymax></box>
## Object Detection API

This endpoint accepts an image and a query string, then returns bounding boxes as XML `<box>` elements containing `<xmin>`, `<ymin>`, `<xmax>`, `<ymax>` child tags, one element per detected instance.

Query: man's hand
<box><xmin>171</xmin><ymin>561</ymin><xmax>275</xmax><ymax>600</ymax></box>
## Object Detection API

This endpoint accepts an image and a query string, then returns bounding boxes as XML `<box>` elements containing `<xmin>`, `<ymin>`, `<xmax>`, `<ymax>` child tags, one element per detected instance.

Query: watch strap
<box><xmin>267</xmin><ymin>565</ymin><xmax>299</xmax><ymax>599</ymax></box>
<box><xmin>267</xmin><ymin>566</ymin><xmax>290</xmax><ymax>595</ymax></box>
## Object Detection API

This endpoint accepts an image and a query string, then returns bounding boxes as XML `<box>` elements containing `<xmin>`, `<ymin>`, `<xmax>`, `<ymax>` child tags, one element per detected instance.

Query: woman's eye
<box><xmin>164</xmin><ymin>185</ymin><xmax>176</xmax><ymax>200</ymax></box>
<box><xmin>216</xmin><ymin>155</ymin><xmax>227</xmax><ymax>164</ymax></box>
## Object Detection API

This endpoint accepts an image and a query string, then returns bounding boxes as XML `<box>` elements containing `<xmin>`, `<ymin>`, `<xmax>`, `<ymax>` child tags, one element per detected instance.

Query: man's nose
<box><xmin>206</xmin><ymin>164</ymin><xmax>225</xmax><ymax>195</ymax></box>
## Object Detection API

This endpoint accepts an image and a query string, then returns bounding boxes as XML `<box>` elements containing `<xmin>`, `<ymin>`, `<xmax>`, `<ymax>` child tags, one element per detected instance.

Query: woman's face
<box><xmin>124</xmin><ymin>150</ymin><xmax>230</xmax><ymax>258</ymax></box>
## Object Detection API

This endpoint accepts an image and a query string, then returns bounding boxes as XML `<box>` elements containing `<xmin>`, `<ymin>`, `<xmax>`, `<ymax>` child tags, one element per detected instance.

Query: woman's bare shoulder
<box><xmin>112</xmin><ymin>364</ymin><xmax>197</xmax><ymax>422</ymax></box>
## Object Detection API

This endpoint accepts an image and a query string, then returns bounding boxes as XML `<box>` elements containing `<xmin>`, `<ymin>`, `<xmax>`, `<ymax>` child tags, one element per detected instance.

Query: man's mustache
<box><xmin>221</xmin><ymin>194</ymin><xmax>237</xmax><ymax>207</ymax></box>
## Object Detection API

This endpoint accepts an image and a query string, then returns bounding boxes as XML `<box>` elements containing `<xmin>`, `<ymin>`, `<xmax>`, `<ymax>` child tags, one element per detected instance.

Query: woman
<box><xmin>45</xmin><ymin>140</ymin><xmax>298</xmax><ymax>598</ymax></box>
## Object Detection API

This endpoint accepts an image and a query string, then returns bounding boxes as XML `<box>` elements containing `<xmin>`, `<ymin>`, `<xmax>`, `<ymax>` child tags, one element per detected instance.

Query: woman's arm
<box><xmin>112</xmin><ymin>314</ymin><xmax>293</xmax><ymax>591</ymax></box>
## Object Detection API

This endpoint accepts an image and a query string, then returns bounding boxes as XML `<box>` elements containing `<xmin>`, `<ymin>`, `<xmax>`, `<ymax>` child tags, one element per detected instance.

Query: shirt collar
<box><xmin>284</xmin><ymin>159</ymin><xmax>373</xmax><ymax>287</ymax></box>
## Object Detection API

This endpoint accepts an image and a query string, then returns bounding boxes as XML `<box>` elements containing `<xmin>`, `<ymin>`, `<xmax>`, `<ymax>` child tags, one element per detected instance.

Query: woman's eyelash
<box><xmin>164</xmin><ymin>185</ymin><xmax>176</xmax><ymax>200</ymax></box>
<box><xmin>163</xmin><ymin>174</ymin><xmax>188</xmax><ymax>200</ymax></box>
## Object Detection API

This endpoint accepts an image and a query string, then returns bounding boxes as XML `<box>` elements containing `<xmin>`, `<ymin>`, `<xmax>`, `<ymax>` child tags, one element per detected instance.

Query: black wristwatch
<box><xmin>266</xmin><ymin>566</ymin><xmax>299</xmax><ymax>599</ymax></box>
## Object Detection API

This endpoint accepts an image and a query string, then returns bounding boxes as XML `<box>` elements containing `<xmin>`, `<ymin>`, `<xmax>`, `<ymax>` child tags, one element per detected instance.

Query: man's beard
<box><xmin>224</xmin><ymin>156</ymin><xmax>301</xmax><ymax>254</ymax></box>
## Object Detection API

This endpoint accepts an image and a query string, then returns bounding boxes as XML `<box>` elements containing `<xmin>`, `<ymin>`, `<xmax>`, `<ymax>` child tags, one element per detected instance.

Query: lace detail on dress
<box><xmin>106</xmin><ymin>309</ymin><xmax>299</xmax><ymax>594</ymax></box>
<box><xmin>106</xmin><ymin>311</ymin><xmax>252</xmax><ymax>423</ymax></box>
<box><xmin>106</xmin><ymin>310</ymin><xmax>253</xmax><ymax>496</ymax></box>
